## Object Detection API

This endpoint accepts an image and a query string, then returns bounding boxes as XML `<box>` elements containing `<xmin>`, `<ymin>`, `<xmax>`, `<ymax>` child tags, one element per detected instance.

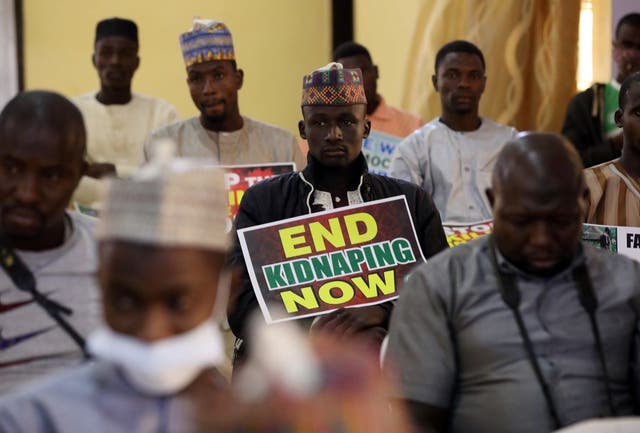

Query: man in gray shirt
<box><xmin>385</xmin><ymin>132</ymin><xmax>640</xmax><ymax>433</ymax></box>
<box><xmin>0</xmin><ymin>91</ymin><xmax>99</xmax><ymax>394</ymax></box>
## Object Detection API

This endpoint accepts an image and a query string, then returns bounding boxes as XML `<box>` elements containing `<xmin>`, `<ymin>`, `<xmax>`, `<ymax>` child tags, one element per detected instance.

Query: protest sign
<box><xmin>362</xmin><ymin>130</ymin><xmax>402</xmax><ymax>176</ymax></box>
<box><xmin>582</xmin><ymin>223</ymin><xmax>640</xmax><ymax>262</ymax></box>
<box><xmin>222</xmin><ymin>163</ymin><xmax>295</xmax><ymax>230</ymax></box>
<box><xmin>237</xmin><ymin>196</ymin><xmax>425</xmax><ymax>323</ymax></box>
<box><xmin>443</xmin><ymin>220</ymin><xmax>493</xmax><ymax>247</ymax></box>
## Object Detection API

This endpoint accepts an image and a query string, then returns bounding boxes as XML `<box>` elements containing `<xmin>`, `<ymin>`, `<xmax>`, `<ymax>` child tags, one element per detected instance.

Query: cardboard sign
<box><xmin>582</xmin><ymin>223</ymin><xmax>640</xmax><ymax>262</ymax></box>
<box><xmin>237</xmin><ymin>196</ymin><xmax>426</xmax><ymax>323</ymax></box>
<box><xmin>222</xmin><ymin>163</ymin><xmax>295</xmax><ymax>230</ymax></box>
<box><xmin>443</xmin><ymin>220</ymin><xmax>493</xmax><ymax>247</ymax></box>
<box><xmin>361</xmin><ymin>130</ymin><xmax>402</xmax><ymax>176</ymax></box>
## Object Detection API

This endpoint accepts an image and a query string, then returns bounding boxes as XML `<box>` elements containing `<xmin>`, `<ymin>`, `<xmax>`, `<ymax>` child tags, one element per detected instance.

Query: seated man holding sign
<box><xmin>228</xmin><ymin>63</ymin><xmax>448</xmax><ymax>365</ymax></box>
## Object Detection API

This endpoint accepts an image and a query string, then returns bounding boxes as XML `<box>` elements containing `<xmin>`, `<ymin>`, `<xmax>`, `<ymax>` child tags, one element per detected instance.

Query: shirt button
<box><xmin>335</xmin><ymin>197</ymin><xmax>341</xmax><ymax>202</ymax></box>
<box><xmin>468</xmin><ymin>205</ymin><xmax>474</xmax><ymax>209</ymax></box>
<box><xmin>464</xmin><ymin>166</ymin><xmax>470</xmax><ymax>172</ymax></box>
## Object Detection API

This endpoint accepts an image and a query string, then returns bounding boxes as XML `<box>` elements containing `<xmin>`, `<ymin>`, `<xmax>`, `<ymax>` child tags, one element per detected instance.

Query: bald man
<box><xmin>0</xmin><ymin>91</ymin><xmax>99</xmax><ymax>393</ymax></box>
<box><xmin>385</xmin><ymin>133</ymin><xmax>640</xmax><ymax>433</ymax></box>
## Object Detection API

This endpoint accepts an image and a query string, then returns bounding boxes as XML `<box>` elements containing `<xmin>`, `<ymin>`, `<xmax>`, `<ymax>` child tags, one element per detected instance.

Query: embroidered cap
<box><xmin>180</xmin><ymin>19</ymin><xmax>235</xmax><ymax>67</ymax></box>
<box><xmin>96</xmin><ymin>141</ymin><xmax>229</xmax><ymax>251</ymax></box>
<box><xmin>301</xmin><ymin>62</ymin><xmax>367</xmax><ymax>106</ymax></box>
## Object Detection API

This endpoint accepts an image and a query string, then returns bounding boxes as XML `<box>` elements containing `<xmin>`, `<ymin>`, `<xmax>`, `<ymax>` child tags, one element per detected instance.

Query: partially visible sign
<box><xmin>362</xmin><ymin>130</ymin><xmax>402</xmax><ymax>176</ymax></box>
<box><xmin>582</xmin><ymin>223</ymin><xmax>640</xmax><ymax>263</ymax></box>
<box><xmin>223</xmin><ymin>163</ymin><xmax>295</xmax><ymax>230</ymax></box>
<box><xmin>443</xmin><ymin>220</ymin><xmax>493</xmax><ymax>247</ymax></box>
<box><xmin>237</xmin><ymin>197</ymin><xmax>425</xmax><ymax>323</ymax></box>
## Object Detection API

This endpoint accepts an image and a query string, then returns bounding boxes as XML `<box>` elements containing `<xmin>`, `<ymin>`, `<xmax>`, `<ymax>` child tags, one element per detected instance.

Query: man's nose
<box><xmin>15</xmin><ymin>174</ymin><xmax>40</xmax><ymax>205</ymax></box>
<box><xmin>457</xmin><ymin>74</ymin><xmax>471</xmax><ymax>88</ymax></box>
<box><xmin>107</xmin><ymin>51</ymin><xmax>122</xmax><ymax>66</ymax></box>
<box><xmin>529</xmin><ymin>221</ymin><xmax>553</xmax><ymax>248</ymax></box>
<box><xmin>325</xmin><ymin>124</ymin><xmax>343</xmax><ymax>142</ymax></box>
<box><xmin>202</xmin><ymin>75</ymin><xmax>217</xmax><ymax>95</ymax></box>
<box><xmin>136</xmin><ymin>307</ymin><xmax>175</xmax><ymax>343</ymax></box>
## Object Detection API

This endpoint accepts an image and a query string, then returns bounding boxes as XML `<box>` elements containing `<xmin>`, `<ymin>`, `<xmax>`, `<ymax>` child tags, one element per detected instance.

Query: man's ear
<box><xmin>486</xmin><ymin>188</ymin><xmax>495</xmax><ymax>208</ymax></box>
<box><xmin>91</xmin><ymin>54</ymin><xmax>97</xmax><ymax>69</ymax></box>
<box><xmin>133</xmin><ymin>55</ymin><xmax>140</xmax><ymax>72</ymax></box>
<box><xmin>615</xmin><ymin>108</ymin><xmax>623</xmax><ymax>127</ymax></box>
<box><xmin>373</xmin><ymin>64</ymin><xmax>379</xmax><ymax>79</ymax></box>
<box><xmin>235</xmin><ymin>68</ymin><xmax>244</xmax><ymax>90</ymax></box>
<box><xmin>431</xmin><ymin>74</ymin><xmax>438</xmax><ymax>92</ymax></box>
<box><xmin>298</xmin><ymin>120</ymin><xmax>307</xmax><ymax>139</ymax></box>
<box><xmin>363</xmin><ymin>118</ymin><xmax>371</xmax><ymax>138</ymax></box>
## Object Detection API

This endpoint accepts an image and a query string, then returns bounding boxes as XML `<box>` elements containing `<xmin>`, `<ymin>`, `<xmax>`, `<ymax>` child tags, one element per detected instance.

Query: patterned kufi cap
<box><xmin>96</xmin><ymin>141</ymin><xmax>229</xmax><ymax>251</ymax></box>
<box><xmin>180</xmin><ymin>19</ymin><xmax>235</xmax><ymax>67</ymax></box>
<box><xmin>301</xmin><ymin>62</ymin><xmax>367</xmax><ymax>106</ymax></box>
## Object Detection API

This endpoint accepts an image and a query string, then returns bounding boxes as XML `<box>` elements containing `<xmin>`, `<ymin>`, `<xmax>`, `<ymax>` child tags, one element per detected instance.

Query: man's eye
<box><xmin>42</xmin><ymin>169</ymin><xmax>62</xmax><ymax>182</ymax></box>
<box><xmin>445</xmin><ymin>71</ymin><xmax>459</xmax><ymax>79</ymax></box>
<box><xmin>112</xmin><ymin>295</ymin><xmax>140</xmax><ymax>313</ymax></box>
<box><xmin>213</xmin><ymin>73</ymin><xmax>225</xmax><ymax>80</ymax></box>
<box><xmin>189</xmin><ymin>75</ymin><xmax>202</xmax><ymax>83</ymax></box>
<box><xmin>341</xmin><ymin>119</ymin><xmax>355</xmax><ymax>126</ymax></box>
<box><xmin>313</xmin><ymin>120</ymin><xmax>327</xmax><ymax>127</ymax></box>
<box><xmin>167</xmin><ymin>296</ymin><xmax>191</xmax><ymax>313</ymax></box>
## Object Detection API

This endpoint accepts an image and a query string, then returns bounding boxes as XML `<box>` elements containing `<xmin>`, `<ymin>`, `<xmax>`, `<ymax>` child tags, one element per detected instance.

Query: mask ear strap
<box><xmin>212</xmin><ymin>269</ymin><xmax>231</xmax><ymax>323</ymax></box>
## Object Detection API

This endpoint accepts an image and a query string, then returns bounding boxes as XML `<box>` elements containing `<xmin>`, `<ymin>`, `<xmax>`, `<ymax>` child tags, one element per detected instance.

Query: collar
<box><xmin>490</xmin><ymin>235</ymin><xmax>586</xmax><ymax>282</ymax></box>
<box><xmin>611</xmin><ymin>160</ymin><xmax>640</xmax><ymax>197</ymax></box>
<box><xmin>436</xmin><ymin>117</ymin><xmax>484</xmax><ymax>133</ymax></box>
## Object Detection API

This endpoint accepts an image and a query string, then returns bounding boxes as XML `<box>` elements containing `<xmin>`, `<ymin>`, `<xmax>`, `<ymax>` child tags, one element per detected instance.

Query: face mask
<box><xmin>87</xmin><ymin>318</ymin><xmax>225</xmax><ymax>396</ymax></box>
<box><xmin>87</xmin><ymin>271</ymin><xmax>230</xmax><ymax>396</ymax></box>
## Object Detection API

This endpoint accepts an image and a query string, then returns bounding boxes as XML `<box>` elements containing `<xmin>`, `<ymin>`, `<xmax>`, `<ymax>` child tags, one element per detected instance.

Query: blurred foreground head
<box><xmin>88</xmin><ymin>144</ymin><xmax>230</xmax><ymax>395</ymax></box>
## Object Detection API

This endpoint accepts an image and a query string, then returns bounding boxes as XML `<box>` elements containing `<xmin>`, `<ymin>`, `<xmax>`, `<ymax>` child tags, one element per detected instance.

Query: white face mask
<box><xmin>87</xmin><ymin>319</ymin><xmax>225</xmax><ymax>396</ymax></box>
<box><xmin>87</xmin><ymin>272</ymin><xmax>230</xmax><ymax>396</ymax></box>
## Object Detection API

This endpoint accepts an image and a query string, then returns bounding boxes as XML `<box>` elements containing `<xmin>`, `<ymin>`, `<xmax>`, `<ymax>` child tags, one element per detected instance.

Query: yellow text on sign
<box><xmin>279</xmin><ymin>270</ymin><xmax>396</xmax><ymax>313</ymax></box>
<box><xmin>279</xmin><ymin>212</ymin><xmax>378</xmax><ymax>259</ymax></box>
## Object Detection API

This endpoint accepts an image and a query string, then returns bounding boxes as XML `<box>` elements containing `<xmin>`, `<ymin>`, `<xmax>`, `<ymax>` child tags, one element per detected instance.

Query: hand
<box><xmin>86</xmin><ymin>162</ymin><xmax>117</xmax><ymax>178</ymax></box>
<box><xmin>311</xmin><ymin>305</ymin><xmax>388</xmax><ymax>338</ymax></box>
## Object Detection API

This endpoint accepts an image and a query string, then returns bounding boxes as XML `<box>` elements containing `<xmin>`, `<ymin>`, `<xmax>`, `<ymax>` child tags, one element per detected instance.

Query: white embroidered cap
<box><xmin>96</xmin><ymin>141</ymin><xmax>228</xmax><ymax>251</ymax></box>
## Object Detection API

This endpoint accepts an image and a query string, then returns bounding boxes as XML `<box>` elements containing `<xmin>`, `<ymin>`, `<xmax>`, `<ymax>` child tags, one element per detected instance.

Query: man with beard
<box><xmin>390</xmin><ymin>40</ymin><xmax>517</xmax><ymax>223</ymax></box>
<box><xmin>385</xmin><ymin>133</ymin><xmax>640</xmax><ymax>433</ymax></box>
<box><xmin>562</xmin><ymin>13</ymin><xmax>640</xmax><ymax>168</ymax></box>
<box><xmin>73</xmin><ymin>18</ymin><xmax>179</xmax><ymax>206</ymax></box>
<box><xmin>145</xmin><ymin>19</ymin><xmax>305</xmax><ymax>170</ymax></box>
<box><xmin>0</xmin><ymin>91</ymin><xmax>99</xmax><ymax>393</ymax></box>
<box><xmin>227</xmin><ymin>63</ymin><xmax>448</xmax><ymax>366</ymax></box>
